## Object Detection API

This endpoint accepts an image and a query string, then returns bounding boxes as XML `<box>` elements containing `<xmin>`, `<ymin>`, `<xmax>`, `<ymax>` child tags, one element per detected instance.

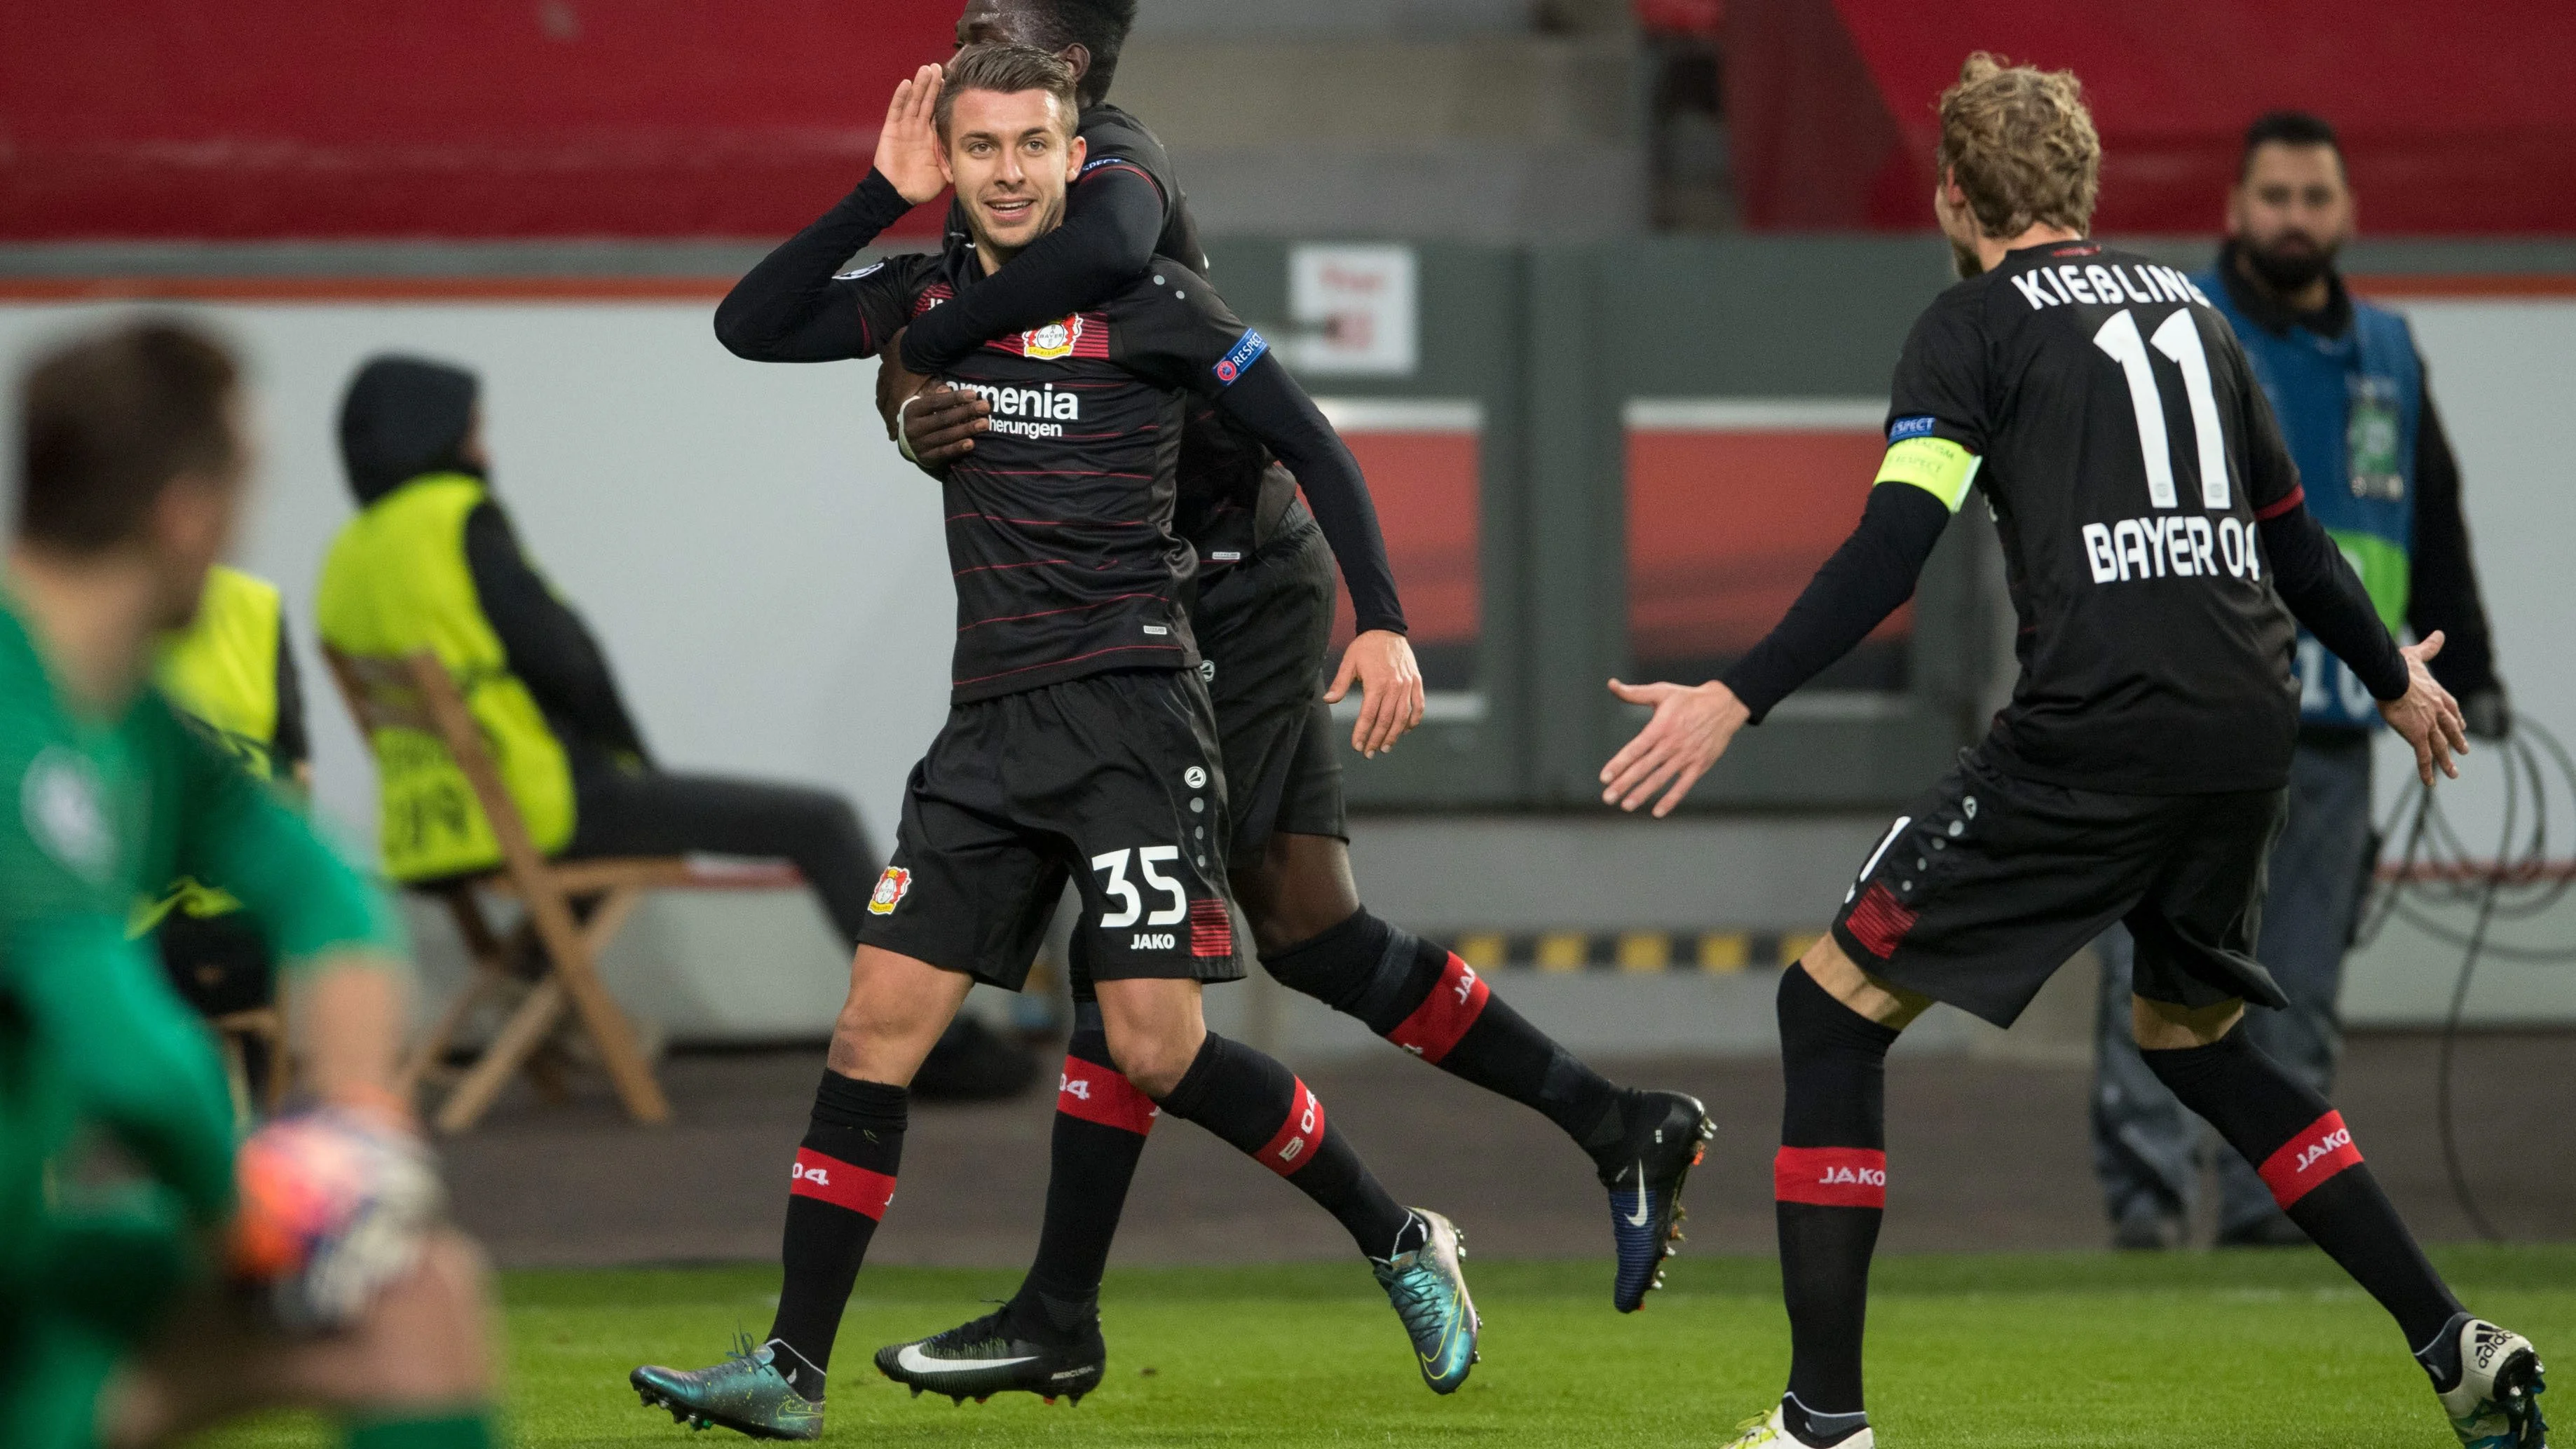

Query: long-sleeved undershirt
<box><xmin>1215</xmin><ymin>356</ymin><xmax>1405</xmax><ymax>635</ymax></box>
<box><xmin>714</xmin><ymin>171</ymin><xmax>918</xmax><ymax>362</ymax></box>
<box><xmin>717</xmin><ymin>170</ymin><xmax>1408</xmax><ymax>636</ymax></box>
<box><xmin>1722</xmin><ymin>484</ymin><xmax>1953</xmax><ymax>723</ymax></box>
<box><xmin>2256</xmin><ymin>487</ymin><xmax>2411</xmax><ymax>702</ymax></box>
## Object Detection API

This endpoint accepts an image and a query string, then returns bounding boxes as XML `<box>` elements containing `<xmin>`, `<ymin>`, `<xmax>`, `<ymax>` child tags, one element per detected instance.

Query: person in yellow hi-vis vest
<box><xmin>139</xmin><ymin>562</ymin><xmax>311</xmax><ymax>1077</ymax></box>
<box><xmin>321</xmin><ymin>357</ymin><xmax>1023</xmax><ymax>1013</ymax></box>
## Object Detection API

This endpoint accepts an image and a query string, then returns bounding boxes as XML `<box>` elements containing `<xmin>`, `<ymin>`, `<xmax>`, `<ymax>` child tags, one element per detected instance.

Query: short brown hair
<box><xmin>16</xmin><ymin>320</ymin><xmax>243</xmax><ymax>555</ymax></box>
<box><xmin>1935</xmin><ymin>53</ymin><xmax>2101</xmax><ymax>239</ymax></box>
<box><xmin>936</xmin><ymin>43</ymin><xmax>1079</xmax><ymax>140</ymax></box>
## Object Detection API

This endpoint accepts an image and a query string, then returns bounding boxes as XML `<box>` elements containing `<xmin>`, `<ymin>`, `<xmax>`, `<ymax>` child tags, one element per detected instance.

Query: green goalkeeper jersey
<box><xmin>0</xmin><ymin>588</ymin><xmax>402</xmax><ymax>1309</ymax></box>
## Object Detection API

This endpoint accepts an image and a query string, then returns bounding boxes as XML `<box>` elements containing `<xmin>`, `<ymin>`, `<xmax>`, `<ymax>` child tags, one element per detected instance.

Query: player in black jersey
<box><xmin>628</xmin><ymin>50</ymin><xmax>1477</xmax><ymax>1440</ymax></box>
<box><xmin>866</xmin><ymin>6</ymin><xmax>1710</xmax><ymax>1401</ymax></box>
<box><xmin>1596</xmin><ymin>57</ymin><xmax>2543</xmax><ymax>1449</ymax></box>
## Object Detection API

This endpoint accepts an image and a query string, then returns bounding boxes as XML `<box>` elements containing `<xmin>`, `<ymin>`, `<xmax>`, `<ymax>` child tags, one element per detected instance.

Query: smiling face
<box><xmin>936</xmin><ymin>85</ymin><xmax>1086</xmax><ymax>266</ymax></box>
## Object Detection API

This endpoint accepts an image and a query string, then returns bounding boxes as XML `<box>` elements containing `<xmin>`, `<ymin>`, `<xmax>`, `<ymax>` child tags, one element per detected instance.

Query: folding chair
<box><xmin>323</xmin><ymin>646</ymin><xmax>794</xmax><ymax>1133</ymax></box>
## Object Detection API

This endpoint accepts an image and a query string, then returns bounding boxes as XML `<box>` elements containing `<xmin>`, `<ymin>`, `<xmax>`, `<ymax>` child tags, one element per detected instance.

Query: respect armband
<box><xmin>1874</xmin><ymin>435</ymin><xmax>1981</xmax><ymax>513</ymax></box>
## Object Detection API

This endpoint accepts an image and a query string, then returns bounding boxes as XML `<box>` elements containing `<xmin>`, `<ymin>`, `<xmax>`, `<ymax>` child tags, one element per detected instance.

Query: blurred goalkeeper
<box><xmin>0</xmin><ymin>320</ymin><xmax>496</xmax><ymax>1449</ymax></box>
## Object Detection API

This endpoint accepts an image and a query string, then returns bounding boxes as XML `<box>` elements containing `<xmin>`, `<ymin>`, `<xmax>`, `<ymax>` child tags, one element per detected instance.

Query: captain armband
<box><xmin>1873</xmin><ymin>436</ymin><xmax>1982</xmax><ymax>513</ymax></box>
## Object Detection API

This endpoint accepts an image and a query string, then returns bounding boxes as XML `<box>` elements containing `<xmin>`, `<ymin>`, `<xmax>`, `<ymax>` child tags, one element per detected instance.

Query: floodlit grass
<box><xmin>196</xmin><ymin>1245</ymin><xmax>2574</xmax><ymax>1446</ymax></box>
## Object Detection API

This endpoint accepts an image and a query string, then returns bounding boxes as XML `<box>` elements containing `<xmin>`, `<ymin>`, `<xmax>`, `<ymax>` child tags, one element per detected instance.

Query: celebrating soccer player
<box><xmin>629</xmin><ymin>48</ymin><xmax>1479</xmax><ymax>1438</ymax></box>
<box><xmin>1599</xmin><ymin>55</ymin><xmax>2544</xmax><ymax>1449</ymax></box>
<box><xmin>863</xmin><ymin>0</ymin><xmax>1713</xmax><ymax>1403</ymax></box>
<box><xmin>0</xmin><ymin>320</ymin><xmax>497</xmax><ymax>1449</ymax></box>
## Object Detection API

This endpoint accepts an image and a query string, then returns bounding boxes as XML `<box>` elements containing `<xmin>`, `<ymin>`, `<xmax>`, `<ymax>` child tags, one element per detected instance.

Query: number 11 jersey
<box><xmin>1891</xmin><ymin>238</ymin><xmax>2308</xmax><ymax>794</ymax></box>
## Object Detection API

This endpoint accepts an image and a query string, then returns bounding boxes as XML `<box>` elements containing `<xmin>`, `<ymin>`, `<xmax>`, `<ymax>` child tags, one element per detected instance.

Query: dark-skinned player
<box><xmin>867</xmin><ymin>0</ymin><xmax>1714</xmax><ymax>1409</ymax></box>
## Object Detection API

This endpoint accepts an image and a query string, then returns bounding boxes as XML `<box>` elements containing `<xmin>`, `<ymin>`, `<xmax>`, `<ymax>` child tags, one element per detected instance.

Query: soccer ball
<box><xmin>228</xmin><ymin>1108</ymin><xmax>445</xmax><ymax>1333</ymax></box>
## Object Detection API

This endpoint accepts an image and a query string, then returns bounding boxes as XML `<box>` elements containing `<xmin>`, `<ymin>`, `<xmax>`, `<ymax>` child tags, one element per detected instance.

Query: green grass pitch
<box><xmin>196</xmin><ymin>1245</ymin><xmax>2572</xmax><ymax>1447</ymax></box>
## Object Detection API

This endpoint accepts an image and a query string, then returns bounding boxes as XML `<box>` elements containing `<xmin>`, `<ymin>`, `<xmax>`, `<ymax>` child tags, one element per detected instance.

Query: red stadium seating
<box><xmin>0</xmin><ymin>1</ymin><xmax>955</xmax><ymax>240</ymax></box>
<box><xmin>1727</xmin><ymin>0</ymin><xmax>2576</xmax><ymax>235</ymax></box>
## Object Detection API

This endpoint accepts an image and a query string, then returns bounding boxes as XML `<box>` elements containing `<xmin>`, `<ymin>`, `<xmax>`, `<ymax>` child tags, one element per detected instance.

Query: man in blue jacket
<box><xmin>2090</xmin><ymin>111</ymin><xmax>2509</xmax><ymax>1250</ymax></box>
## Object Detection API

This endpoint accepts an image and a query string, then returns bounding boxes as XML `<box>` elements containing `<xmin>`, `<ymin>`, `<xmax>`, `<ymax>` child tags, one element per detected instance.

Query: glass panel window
<box><xmin>1624</xmin><ymin>399</ymin><xmax>1909</xmax><ymax>691</ymax></box>
<box><xmin>1316</xmin><ymin>399</ymin><xmax>1483</xmax><ymax>695</ymax></box>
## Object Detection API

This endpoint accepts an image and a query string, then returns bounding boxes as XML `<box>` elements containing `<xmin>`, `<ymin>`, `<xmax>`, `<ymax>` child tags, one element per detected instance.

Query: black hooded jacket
<box><xmin>337</xmin><ymin>356</ymin><xmax>650</xmax><ymax>764</ymax></box>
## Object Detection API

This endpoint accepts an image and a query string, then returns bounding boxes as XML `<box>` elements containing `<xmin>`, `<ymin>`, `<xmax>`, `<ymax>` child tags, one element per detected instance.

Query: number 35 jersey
<box><xmin>853</xmin><ymin>248</ymin><xmax>1270</xmax><ymax>705</ymax></box>
<box><xmin>1890</xmin><ymin>239</ymin><xmax>2307</xmax><ymax>794</ymax></box>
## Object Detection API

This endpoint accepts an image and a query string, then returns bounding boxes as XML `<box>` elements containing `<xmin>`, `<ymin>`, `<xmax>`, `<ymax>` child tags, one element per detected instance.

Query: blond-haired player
<box><xmin>1602</xmin><ymin>55</ymin><xmax>2546</xmax><ymax>1449</ymax></box>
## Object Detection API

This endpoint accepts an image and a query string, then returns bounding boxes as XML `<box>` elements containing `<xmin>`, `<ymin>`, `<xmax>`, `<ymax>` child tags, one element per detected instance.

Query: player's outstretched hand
<box><xmin>1327</xmin><ymin>630</ymin><xmax>1426</xmax><ymax>757</ymax></box>
<box><xmin>875</xmin><ymin>62</ymin><xmax>948</xmax><ymax>205</ymax></box>
<box><xmin>2380</xmin><ymin>630</ymin><xmax>2472</xmax><ymax>784</ymax></box>
<box><xmin>1600</xmin><ymin>679</ymin><xmax>1749</xmax><ymax>817</ymax></box>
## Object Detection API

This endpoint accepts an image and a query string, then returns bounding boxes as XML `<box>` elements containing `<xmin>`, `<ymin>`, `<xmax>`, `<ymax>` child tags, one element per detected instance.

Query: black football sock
<box><xmin>765</xmin><ymin>1071</ymin><xmax>906</xmax><ymax>1398</ymax></box>
<box><xmin>1773</xmin><ymin>964</ymin><xmax>1898</xmax><ymax>1427</ymax></box>
<box><xmin>1781</xmin><ymin>1395</ymin><xmax>1873</xmax><ymax>1448</ymax></box>
<box><xmin>1153</xmin><ymin>1031</ymin><xmax>1417</xmax><ymax>1258</ymax></box>
<box><xmin>1263</xmin><ymin>908</ymin><xmax>1628</xmax><ymax>1157</ymax></box>
<box><xmin>2415</xmin><ymin>1311</ymin><xmax>2473</xmax><ymax>1393</ymax></box>
<box><xmin>1005</xmin><ymin>1003</ymin><xmax>1154</xmax><ymax>1345</ymax></box>
<box><xmin>2141</xmin><ymin>1028</ymin><xmax>2462</xmax><ymax>1350</ymax></box>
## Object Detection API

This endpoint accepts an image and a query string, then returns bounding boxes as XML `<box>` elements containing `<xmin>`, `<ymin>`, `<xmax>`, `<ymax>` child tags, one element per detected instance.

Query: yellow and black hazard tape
<box><xmin>1436</xmin><ymin>930</ymin><xmax>1828</xmax><ymax>974</ymax></box>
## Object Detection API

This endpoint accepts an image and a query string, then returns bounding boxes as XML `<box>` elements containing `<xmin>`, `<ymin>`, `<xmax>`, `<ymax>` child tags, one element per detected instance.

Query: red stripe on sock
<box><xmin>2257</xmin><ymin>1110</ymin><xmax>2362</xmax><ymax>1210</ymax></box>
<box><xmin>1841</xmin><ymin>883</ymin><xmax>1919</xmax><ymax>960</ymax></box>
<box><xmin>1254</xmin><ymin>1077</ymin><xmax>1328</xmax><ymax>1177</ymax></box>
<box><xmin>1056</xmin><ymin>1055</ymin><xmax>1159</xmax><ymax>1136</ymax></box>
<box><xmin>789</xmin><ymin>1148</ymin><xmax>896</xmax><ymax>1219</ymax></box>
<box><xmin>1774</xmin><ymin>1146</ymin><xmax>1888</xmax><ymax>1208</ymax></box>
<box><xmin>1386</xmin><ymin>953</ymin><xmax>1491</xmax><ymax>1064</ymax></box>
<box><xmin>1190</xmin><ymin>897</ymin><xmax>1234</xmax><ymax>958</ymax></box>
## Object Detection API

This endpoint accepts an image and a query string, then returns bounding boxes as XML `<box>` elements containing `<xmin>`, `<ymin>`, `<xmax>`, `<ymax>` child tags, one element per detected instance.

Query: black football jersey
<box><xmin>941</xmin><ymin>103</ymin><xmax>1275</xmax><ymax>552</ymax></box>
<box><xmin>1070</xmin><ymin>105</ymin><xmax>1283</xmax><ymax>550</ymax></box>
<box><xmin>1891</xmin><ymin>240</ymin><xmax>2308</xmax><ymax>794</ymax></box>
<box><xmin>851</xmin><ymin>247</ymin><xmax>1273</xmax><ymax>702</ymax></box>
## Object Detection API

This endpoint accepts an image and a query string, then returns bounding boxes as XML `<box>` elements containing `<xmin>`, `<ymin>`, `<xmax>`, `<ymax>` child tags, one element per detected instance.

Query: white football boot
<box><xmin>1719</xmin><ymin>1400</ymin><xmax>1874</xmax><ymax>1448</ymax></box>
<box><xmin>2439</xmin><ymin>1317</ymin><xmax>2549</xmax><ymax>1449</ymax></box>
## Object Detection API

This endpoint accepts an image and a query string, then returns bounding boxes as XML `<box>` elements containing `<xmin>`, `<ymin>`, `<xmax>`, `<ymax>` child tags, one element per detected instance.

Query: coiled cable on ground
<box><xmin>2355</xmin><ymin>716</ymin><xmax>2576</xmax><ymax>1241</ymax></box>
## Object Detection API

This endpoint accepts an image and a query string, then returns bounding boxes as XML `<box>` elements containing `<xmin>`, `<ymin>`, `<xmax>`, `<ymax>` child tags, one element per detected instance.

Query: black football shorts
<box><xmin>1193</xmin><ymin>510</ymin><xmax>1349</xmax><ymax>859</ymax></box>
<box><xmin>1828</xmin><ymin>746</ymin><xmax>2291</xmax><ymax>1028</ymax></box>
<box><xmin>859</xmin><ymin>668</ymin><xmax>1243</xmax><ymax>991</ymax></box>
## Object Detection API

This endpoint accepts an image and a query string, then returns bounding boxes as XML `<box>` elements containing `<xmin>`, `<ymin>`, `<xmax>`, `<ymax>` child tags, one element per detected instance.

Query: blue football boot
<box><xmin>630</xmin><ymin>1334</ymin><xmax>823</xmax><ymax>1441</ymax></box>
<box><xmin>1601</xmin><ymin>1090</ymin><xmax>1715</xmax><ymax>1312</ymax></box>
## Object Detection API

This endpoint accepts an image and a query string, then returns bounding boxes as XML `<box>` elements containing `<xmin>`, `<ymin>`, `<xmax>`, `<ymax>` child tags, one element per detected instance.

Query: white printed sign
<box><xmin>1283</xmin><ymin>244</ymin><xmax>1417</xmax><ymax>376</ymax></box>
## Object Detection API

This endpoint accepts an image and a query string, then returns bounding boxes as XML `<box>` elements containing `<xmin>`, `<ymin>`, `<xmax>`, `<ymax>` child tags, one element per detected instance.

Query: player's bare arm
<box><xmin>294</xmin><ymin>953</ymin><xmax>417</xmax><ymax>1124</ymax></box>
